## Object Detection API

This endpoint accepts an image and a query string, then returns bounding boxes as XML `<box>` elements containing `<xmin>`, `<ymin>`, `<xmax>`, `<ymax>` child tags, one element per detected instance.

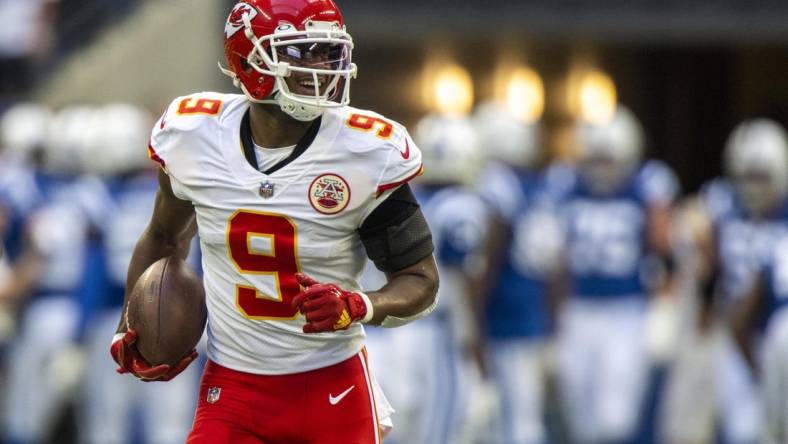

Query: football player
<box><xmin>553</xmin><ymin>105</ymin><xmax>680</xmax><ymax>444</ymax></box>
<box><xmin>473</xmin><ymin>101</ymin><xmax>563</xmax><ymax>444</ymax></box>
<box><xmin>2</xmin><ymin>105</ymin><xmax>108</xmax><ymax>444</ymax></box>
<box><xmin>696</xmin><ymin>119</ymin><xmax>788</xmax><ymax>444</ymax></box>
<box><xmin>79</xmin><ymin>103</ymin><xmax>202</xmax><ymax>444</ymax></box>
<box><xmin>394</xmin><ymin>114</ymin><xmax>491</xmax><ymax>444</ymax></box>
<box><xmin>110</xmin><ymin>1</ymin><xmax>438</xmax><ymax>443</ymax></box>
<box><xmin>0</xmin><ymin>103</ymin><xmax>49</xmax><ymax>309</ymax></box>
<box><xmin>363</xmin><ymin>114</ymin><xmax>492</xmax><ymax>444</ymax></box>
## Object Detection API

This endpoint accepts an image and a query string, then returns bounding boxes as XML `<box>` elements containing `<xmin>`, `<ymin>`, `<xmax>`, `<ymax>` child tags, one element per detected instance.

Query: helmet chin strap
<box><xmin>272</xmin><ymin>90</ymin><xmax>324</xmax><ymax>122</ymax></box>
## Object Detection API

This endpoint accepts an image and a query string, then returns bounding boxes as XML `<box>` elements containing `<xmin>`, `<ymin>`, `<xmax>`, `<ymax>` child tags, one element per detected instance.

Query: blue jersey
<box><xmin>482</xmin><ymin>161</ymin><xmax>566</xmax><ymax>339</ymax></box>
<box><xmin>415</xmin><ymin>185</ymin><xmax>489</xmax><ymax>319</ymax></box>
<box><xmin>702</xmin><ymin>179</ymin><xmax>788</xmax><ymax>303</ymax></box>
<box><xmin>557</xmin><ymin>160</ymin><xmax>679</xmax><ymax>299</ymax></box>
<box><xmin>0</xmin><ymin>161</ymin><xmax>43</xmax><ymax>261</ymax></box>
<box><xmin>0</xmin><ymin>162</ymin><xmax>123</xmax><ymax>340</ymax></box>
<box><xmin>763</xmin><ymin>235</ymin><xmax>788</xmax><ymax>327</ymax></box>
<box><xmin>1</xmin><ymin>166</ymin><xmax>112</xmax><ymax>337</ymax></box>
<box><xmin>97</xmin><ymin>172</ymin><xmax>159</xmax><ymax>309</ymax></box>
<box><xmin>15</xmin><ymin>171</ymin><xmax>109</xmax><ymax>299</ymax></box>
<box><xmin>91</xmin><ymin>171</ymin><xmax>202</xmax><ymax>313</ymax></box>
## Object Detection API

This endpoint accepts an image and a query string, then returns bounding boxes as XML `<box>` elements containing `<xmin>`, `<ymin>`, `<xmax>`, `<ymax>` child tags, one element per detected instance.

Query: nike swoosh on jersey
<box><xmin>160</xmin><ymin>108</ymin><xmax>169</xmax><ymax>129</ymax></box>
<box><xmin>399</xmin><ymin>138</ymin><xmax>410</xmax><ymax>160</ymax></box>
<box><xmin>328</xmin><ymin>385</ymin><xmax>355</xmax><ymax>405</ymax></box>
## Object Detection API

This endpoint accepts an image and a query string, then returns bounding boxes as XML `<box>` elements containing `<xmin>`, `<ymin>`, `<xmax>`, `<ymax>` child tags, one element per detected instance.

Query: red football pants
<box><xmin>186</xmin><ymin>350</ymin><xmax>382</xmax><ymax>444</ymax></box>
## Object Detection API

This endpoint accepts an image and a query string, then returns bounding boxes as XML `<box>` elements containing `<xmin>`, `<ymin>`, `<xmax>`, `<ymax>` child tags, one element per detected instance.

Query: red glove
<box><xmin>110</xmin><ymin>329</ymin><xmax>197</xmax><ymax>382</ymax></box>
<box><xmin>292</xmin><ymin>273</ymin><xmax>372</xmax><ymax>333</ymax></box>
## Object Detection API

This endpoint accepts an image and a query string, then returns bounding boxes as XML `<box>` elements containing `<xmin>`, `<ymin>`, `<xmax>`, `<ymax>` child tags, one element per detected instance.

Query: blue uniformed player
<box><xmin>473</xmin><ymin>101</ymin><xmax>564</xmax><ymax>444</ymax></box>
<box><xmin>732</xmin><ymin>230</ymin><xmax>788</xmax><ymax>444</ymax></box>
<box><xmin>701</xmin><ymin>119</ymin><xmax>788</xmax><ymax>444</ymax></box>
<box><xmin>1</xmin><ymin>105</ymin><xmax>109</xmax><ymax>444</ymax></box>
<box><xmin>363</xmin><ymin>113</ymin><xmax>493</xmax><ymax>444</ymax></box>
<box><xmin>0</xmin><ymin>103</ymin><xmax>51</xmax><ymax>307</ymax></box>
<box><xmin>553</xmin><ymin>105</ymin><xmax>680</xmax><ymax>444</ymax></box>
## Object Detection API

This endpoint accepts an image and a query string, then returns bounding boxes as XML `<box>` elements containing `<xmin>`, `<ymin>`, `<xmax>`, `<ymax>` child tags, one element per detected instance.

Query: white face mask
<box><xmin>735</xmin><ymin>172</ymin><xmax>786</xmax><ymax>216</ymax></box>
<box><xmin>579</xmin><ymin>153</ymin><xmax>637</xmax><ymax>195</ymax></box>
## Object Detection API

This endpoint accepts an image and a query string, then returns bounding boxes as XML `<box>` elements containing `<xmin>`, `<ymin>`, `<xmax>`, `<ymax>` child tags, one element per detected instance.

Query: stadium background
<box><xmin>33</xmin><ymin>0</ymin><xmax>788</xmax><ymax>190</ymax></box>
<box><xmin>0</xmin><ymin>0</ymin><xmax>787</xmax><ymax>443</ymax></box>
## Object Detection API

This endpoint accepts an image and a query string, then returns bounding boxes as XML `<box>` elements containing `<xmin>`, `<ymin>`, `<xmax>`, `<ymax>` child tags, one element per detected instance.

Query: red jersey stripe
<box><xmin>375</xmin><ymin>164</ymin><xmax>424</xmax><ymax>197</ymax></box>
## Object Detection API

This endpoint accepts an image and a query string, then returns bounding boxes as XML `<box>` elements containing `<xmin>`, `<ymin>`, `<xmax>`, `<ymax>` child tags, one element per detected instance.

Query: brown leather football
<box><xmin>126</xmin><ymin>257</ymin><xmax>207</xmax><ymax>367</ymax></box>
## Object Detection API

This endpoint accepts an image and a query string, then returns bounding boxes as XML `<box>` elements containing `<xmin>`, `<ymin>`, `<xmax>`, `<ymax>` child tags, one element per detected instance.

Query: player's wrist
<box><xmin>112</xmin><ymin>332</ymin><xmax>125</xmax><ymax>345</ymax></box>
<box><xmin>354</xmin><ymin>292</ymin><xmax>374</xmax><ymax>323</ymax></box>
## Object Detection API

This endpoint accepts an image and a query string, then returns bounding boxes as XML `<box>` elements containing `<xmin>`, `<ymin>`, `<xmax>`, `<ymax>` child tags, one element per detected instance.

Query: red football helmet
<box><xmin>220</xmin><ymin>0</ymin><xmax>357</xmax><ymax>121</ymax></box>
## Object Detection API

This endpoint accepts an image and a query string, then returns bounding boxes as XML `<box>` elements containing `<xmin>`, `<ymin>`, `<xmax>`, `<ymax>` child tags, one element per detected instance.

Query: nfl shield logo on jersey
<box><xmin>259</xmin><ymin>181</ymin><xmax>275</xmax><ymax>199</ymax></box>
<box><xmin>309</xmin><ymin>174</ymin><xmax>351</xmax><ymax>214</ymax></box>
<box><xmin>207</xmin><ymin>387</ymin><xmax>221</xmax><ymax>404</ymax></box>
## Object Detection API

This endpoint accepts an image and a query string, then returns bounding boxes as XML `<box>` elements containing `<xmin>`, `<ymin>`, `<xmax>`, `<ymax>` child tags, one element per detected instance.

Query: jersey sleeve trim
<box><xmin>147</xmin><ymin>143</ymin><xmax>166</xmax><ymax>169</ymax></box>
<box><xmin>376</xmin><ymin>164</ymin><xmax>424</xmax><ymax>197</ymax></box>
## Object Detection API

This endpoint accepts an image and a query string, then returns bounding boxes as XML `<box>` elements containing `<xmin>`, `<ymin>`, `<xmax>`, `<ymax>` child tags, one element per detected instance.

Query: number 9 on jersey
<box><xmin>227</xmin><ymin>211</ymin><xmax>301</xmax><ymax>319</ymax></box>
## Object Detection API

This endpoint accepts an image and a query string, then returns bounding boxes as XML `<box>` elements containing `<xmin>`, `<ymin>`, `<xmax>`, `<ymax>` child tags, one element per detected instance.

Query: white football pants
<box><xmin>489</xmin><ymin>338</ymin><xmax>547</xmax><ymax>444</ymax></box>
<box><xmin>79</xmin><ymin>309</ymin><xmax>200</xmax><ymax>444</ymax></box>
<box><xmin>557</xmin><ymin>297</ymin><xmax>648</xmax><ymax>444</ymax></box>
<box><xmin>715</xmin><ymin>332</ymin><xmax>760</xmax><ymax>444</ymax></box>
<box><xmin>3</xmin><ymin>296</ymin><xmax>80</xmax><ymax>443</ymax></box>
<box><xmin>365</xmin><ymin>315</ymin><xmax>472</xmax><ymax>444</ymax></box>
<box><xmin>760</xmin><ymin>308</ymin><xmax>788</xmax><ymax>444</ymax></box>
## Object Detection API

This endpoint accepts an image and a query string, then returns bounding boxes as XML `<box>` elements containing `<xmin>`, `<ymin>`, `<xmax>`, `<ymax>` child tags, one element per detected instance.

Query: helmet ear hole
<box><xmin>240</xmin><ymin>57</ymin><xmax>253</xmax><ymax>74</ymax></box>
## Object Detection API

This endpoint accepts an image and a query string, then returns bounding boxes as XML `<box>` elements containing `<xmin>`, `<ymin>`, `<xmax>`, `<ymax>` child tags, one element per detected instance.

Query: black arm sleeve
<box><xmin>358</xmin><ymin>184</ymin><xmax>434</xmax><ymax>272</ymax></box>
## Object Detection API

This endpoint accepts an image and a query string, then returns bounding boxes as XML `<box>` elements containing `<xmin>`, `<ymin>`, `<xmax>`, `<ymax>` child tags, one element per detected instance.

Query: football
<box><xmin>126</xmin><ymin>256</ymin><xmax>207</xmax><ymax>367</ymax></box>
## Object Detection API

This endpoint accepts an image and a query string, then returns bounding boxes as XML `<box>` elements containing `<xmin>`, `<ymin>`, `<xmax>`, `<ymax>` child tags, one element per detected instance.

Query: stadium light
<box><xmin>568</xmin><ymin>69</ymin><xmax>617</xmax><ymax>124</ymax></box>
<box><xmin>503</xmin><ymin>67</ymin><xmax>544</xmax><ymax>123</ymax></box>
<box><xmin>424</xmin><ymin>63</ymin><xmax>474</xmax><ymax>116</ymax></box>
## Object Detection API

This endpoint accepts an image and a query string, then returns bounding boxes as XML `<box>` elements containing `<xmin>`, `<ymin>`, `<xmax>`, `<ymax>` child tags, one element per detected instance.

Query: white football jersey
<box><xmin>148</xmin><ymin>93</ymin><xmax>423</xmax><ymax>375</ymax></box>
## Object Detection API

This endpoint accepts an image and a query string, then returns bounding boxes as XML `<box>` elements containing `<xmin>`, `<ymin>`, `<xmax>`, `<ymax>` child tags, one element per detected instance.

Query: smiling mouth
<box><xmin>292</xmin><ymin>75</ymin><xmax>328</xmax><ymax>94</ymax></box>
<box><xmin>298</xmin><ymin>78</ymin><xmax>322</xmax><ymax>88</ymax></box>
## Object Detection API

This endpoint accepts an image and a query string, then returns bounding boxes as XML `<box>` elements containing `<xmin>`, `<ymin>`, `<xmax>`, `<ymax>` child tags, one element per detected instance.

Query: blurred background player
<box><xmin>474</xmin><ymin>100</ymin><xmax>563</xmax><ymax>444</ymax></box>
<box><xmin>553</xmin><ymin>105</ymin><xmax>680</xmax><ymax>444</ymax></box>
<box><xmin>693</xmin><ymin>118</ymin><xmax>788</xmax><ymax>444</ymax></box>
<box><xmin>0</xmin><ymin>103</ymin><xmax>50</xmax><ymax>322</ymax></box>
<box><xmin>727</xmin><ymin>120</ymin><xmax>788</xmax><ymax>444</ymax></box>
<box><xmin>78</xmin><ymin>103</ymin><xmax>202</xmax><ymax>444</ymax></box>
<box><xmin>363</xmin><ymin>113</ymin><xmax>493</xmax><ymax>444</ymax></box>
<box><xmin>1</xmin><ymin>105</ymin><xmax>108</xmax><ymax>444</ymax></box>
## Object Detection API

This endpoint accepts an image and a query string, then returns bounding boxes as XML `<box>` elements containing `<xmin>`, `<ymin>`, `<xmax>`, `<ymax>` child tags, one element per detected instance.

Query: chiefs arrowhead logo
<box><xmin>225</xmin><ymin>3</ymin><xmax>258</xmax><ymax>39</ymax></box>
<box><xmin>309</xmin><ymin>174</ymin><xmax>351</xmax><ymax>215</ymax></box>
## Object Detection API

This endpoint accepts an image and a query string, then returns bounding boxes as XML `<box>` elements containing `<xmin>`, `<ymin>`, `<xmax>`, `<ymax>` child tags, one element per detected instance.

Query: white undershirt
<box><xmin>254</xmin><ymin>143</ymin><xmax>295</xmax><ymax>174</ymax></box>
